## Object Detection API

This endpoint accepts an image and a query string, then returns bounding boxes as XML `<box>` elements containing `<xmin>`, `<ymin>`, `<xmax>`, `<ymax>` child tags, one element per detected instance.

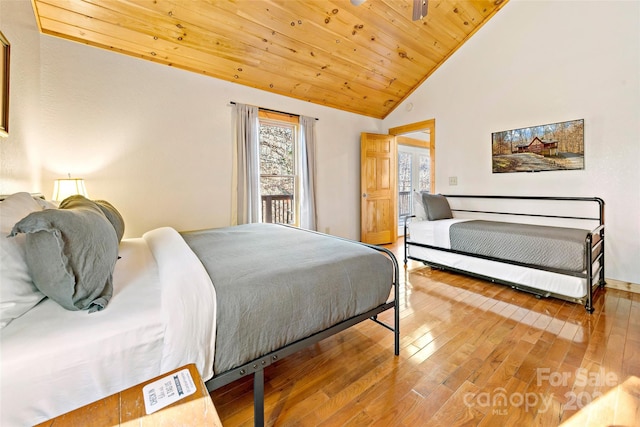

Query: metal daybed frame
<box><xmin>404</xmin><ymin>195</ymin><xmax>606</xmax><ymax>313</ymax></box>
<box><xmin>205</xmin><ymin>235</ymin><xmax>400</xmax><ymax>427</ymax></box>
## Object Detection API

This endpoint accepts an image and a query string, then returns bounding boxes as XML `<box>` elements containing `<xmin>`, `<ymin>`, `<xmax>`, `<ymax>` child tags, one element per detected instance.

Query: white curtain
<box><xmin>299</xmin><ymin>116</ymin><xmax>317</xmax><ymax>230</ymax></box>
<box><xmin>231</xmin><ymin>103</ymin><xmax>260</xmax><ymax>225</ymax></box>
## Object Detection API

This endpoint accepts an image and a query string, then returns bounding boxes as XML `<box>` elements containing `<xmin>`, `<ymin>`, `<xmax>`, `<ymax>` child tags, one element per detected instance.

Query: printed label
<box><xmin>143</xmin><ymin>368</ymin><xmax>197</xmax><ymax>414</ymax></box>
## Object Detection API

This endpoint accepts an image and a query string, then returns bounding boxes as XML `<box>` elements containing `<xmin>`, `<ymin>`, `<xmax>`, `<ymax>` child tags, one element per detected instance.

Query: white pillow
<box><xmin>413</xmin><ymin>190</ymin><xmax>427</xmax><ymax>220</ymax></box>
<box><xmin>0</xmin><ymin>192</ymin><xmax>46</xmax><ymax>329</ymax></box>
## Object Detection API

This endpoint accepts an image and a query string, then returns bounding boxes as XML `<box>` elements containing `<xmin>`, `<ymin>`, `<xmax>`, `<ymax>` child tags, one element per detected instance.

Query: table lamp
<box><xmin>52</xmin><ymin>174</ymin><xmax>88</xmax><ymax>202</ymax></box>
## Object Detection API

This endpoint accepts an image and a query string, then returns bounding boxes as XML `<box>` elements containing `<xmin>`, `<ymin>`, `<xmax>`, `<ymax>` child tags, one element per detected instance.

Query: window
<box><xmin>398</xmin><ymin>145</ymin><xmax>431</xmax><ymax>221</ymax></box>
<box><xmin>258</xmin><ymin>110</ymin><xmax>299</xmax><ymax>225</ymax></box>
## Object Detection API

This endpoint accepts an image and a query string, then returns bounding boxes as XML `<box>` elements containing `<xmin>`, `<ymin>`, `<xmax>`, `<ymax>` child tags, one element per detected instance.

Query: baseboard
<box><xmin>605</xmin><ymin>278</ymin><xmax>640</xmax><ymax>295</ymax></box>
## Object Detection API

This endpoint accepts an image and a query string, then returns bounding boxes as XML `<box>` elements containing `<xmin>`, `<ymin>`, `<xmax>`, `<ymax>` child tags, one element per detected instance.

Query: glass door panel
<box><xmin>398</xmin><ymin>146</ymin><xmax>431</xmax><ymax>234</ymax></box>
<box><xmin>418</xmin><ymin>154</ymin><xmax>430</xmax><ymax>192</ymax></box>
<box><xmin>398</xmin><ymin>151</ymin><xmax>412</xmax><ymax>221</ymax></box>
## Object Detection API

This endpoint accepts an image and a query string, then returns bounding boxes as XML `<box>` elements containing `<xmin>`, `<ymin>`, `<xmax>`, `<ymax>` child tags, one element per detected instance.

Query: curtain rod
<box><xmin>229</xmin><ymin>101</ymin><xmax>318</xmax><ymax>121</ymax></box>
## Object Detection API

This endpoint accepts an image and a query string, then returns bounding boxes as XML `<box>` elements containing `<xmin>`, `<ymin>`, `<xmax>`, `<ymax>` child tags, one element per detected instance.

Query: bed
<box><xmin>0</xmin><ymin>192</ymin><xmax>399</xmax><ymax>426</ymax></box>
<box><xmin>404</xmin><ymin>194</ymin><xmax>605</xmax><ymax>312</ymax></box>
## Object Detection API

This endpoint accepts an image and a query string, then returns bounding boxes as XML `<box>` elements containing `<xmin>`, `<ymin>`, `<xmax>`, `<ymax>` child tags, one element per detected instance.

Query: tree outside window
<box><xmin>259</xmin><ymin>115</ymin><xmax>298</xmax><ymax>225</ymax></box>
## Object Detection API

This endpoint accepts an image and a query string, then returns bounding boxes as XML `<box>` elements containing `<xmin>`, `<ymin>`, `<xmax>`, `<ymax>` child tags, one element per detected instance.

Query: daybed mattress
<box><xmin>0</xmin><ymin>228</ymin><xmax>216</xmax><ymax>426</ymax></box>
<box><xmin>449</xmin><ymin>220</ymin><xmax>590</xmax><ymax>272</ymax></box>
<box><xmin>407</xmin><ymin>219</ymin><xmax>594</xmax><ymax>299</ymax></box>
<box><xmin>181</xmin><ymin>223</ymin><xmax>394</xmax><ymax>374</ymax></box>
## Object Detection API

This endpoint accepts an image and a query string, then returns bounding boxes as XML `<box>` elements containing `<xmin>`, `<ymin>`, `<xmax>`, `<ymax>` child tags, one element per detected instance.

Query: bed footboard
<box><xmin>404</xmin><ymin>195</ymin><xmax>605</xmax><ymax>312</ymax></box>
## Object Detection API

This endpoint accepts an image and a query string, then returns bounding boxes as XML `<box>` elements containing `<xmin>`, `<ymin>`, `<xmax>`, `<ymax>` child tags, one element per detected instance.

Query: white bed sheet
<box><xmin>0</xmin><ymin>227</ymin><xmax>216</xmax><ymax>426</ymax></box>
<box><xmin>407</xmin><ymin>218</ymin><xmax>471</xmax><ymax>248</ymax></box>
<box><xmin>407</xmin><ymin>220</ymin><xmax>590</xmax><ymax>299</ymax></box>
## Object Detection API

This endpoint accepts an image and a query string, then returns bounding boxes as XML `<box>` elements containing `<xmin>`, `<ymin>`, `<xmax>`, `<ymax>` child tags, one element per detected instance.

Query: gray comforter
<box><xmin>181</xmin><ymin>224</ymin><xmax>393</xmax><ymax>374</ymax></box>
<box><xmin>449</xmin><ymin>220</ymin><xmax>590</xmax><ymax>272</ymax></box>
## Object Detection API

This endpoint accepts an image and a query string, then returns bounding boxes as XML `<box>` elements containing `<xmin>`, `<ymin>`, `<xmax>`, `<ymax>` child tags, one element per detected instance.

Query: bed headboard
<box><xmin>441</xmin><ymin>194</ymin><xmax>605</xmax><ymax>229</ymax></box>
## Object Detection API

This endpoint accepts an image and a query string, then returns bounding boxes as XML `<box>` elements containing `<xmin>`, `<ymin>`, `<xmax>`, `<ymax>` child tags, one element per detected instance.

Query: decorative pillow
<box><xmin>413</xmin><ymin>190</ymin><xmax>427</xmax><ymax>220</ymax></box>
<box><xmin>9</xmin><ymin>195</ymin><xmax>123</xmax><ymax>312</ymax></box>
<box><xmin>421</xmin><ymin>193</ymin><xmax>453</xmax><ymax>221</ymax></box>
<box><xmin>0</xmin><ymin>193</ymin><xmax>46</xmax><ymax>329</ymax></box>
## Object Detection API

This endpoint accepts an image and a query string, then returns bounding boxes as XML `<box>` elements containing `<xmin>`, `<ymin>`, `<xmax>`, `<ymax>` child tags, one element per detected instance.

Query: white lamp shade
<box><xmin>52</xmin><ymin>178</ymin><xmax>88</xmax><ymax>202</ymax></box>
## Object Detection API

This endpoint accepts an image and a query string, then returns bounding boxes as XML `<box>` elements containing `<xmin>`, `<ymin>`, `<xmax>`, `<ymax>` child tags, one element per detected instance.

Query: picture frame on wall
<box><xmin>0</xmin><ymin>31</ymin><xmax>10</xmax><ymax>138</ymax></box>
<box><xmin>491</xmin><ymin>119</ymin><xmax>584</xmax><ymax>173</ymax></box>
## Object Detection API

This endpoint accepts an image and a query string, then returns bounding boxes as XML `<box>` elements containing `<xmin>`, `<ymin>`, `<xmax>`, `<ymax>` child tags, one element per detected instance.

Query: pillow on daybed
<box><xmin>10</xmin><ymin>195</ymin><xmax>124</xmax><ymax>312</ymax></box>
<box><xmin>0</xmin><ymin>193</ymin><xmax>47</xmax><ymax>329</ymax></box>
<box><xmin>412</xmin><ymin>190</ymin><xmax>427</xmax><ymax>220</ymax></box>
<box><xmin>421</xmin><ymin>193</ymin><xmax>453</xmax><ymax>221</ymax></box>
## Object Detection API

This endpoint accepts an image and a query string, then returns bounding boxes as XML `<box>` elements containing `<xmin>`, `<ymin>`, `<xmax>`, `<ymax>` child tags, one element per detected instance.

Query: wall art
<box><xmin>492</xmin><ymin>119</ymin><xmax>584</xmax><ymax>173</ymax></box>
<box><xmin>0</xmin><ymin>31</ymin><xmax>9</xmax><ymax>138</ymax></box>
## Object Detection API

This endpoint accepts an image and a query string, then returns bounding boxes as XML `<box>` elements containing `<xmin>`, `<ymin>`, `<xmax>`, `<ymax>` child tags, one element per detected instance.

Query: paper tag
<box><xmin>143</xmin><ymin>368</ymin><xmax>197</xmax><ymax>415</ymax></box>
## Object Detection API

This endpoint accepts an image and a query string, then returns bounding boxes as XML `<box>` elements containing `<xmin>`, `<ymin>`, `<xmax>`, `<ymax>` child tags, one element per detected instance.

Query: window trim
<box><xmin>258</xmin><ymin>109</ymin><xmax>299</xmax><ymax>124</ymax></box>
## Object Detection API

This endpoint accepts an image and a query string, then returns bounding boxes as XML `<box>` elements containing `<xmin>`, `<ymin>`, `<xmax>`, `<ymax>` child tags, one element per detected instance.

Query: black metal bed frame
<box><xmin>205</xmin><ymin>231</ymin><xmax>400</xmax><ymax>427</ymax></box>
<box><xmin>404</xmin><ymin>195</ymin><xmax>606</xmax><ymax>312</ymax></box>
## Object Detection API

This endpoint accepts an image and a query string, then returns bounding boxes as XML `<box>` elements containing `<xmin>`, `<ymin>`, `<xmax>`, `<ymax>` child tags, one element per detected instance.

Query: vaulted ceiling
<box><xmin>31</xmin><ymin>0</ymin><xmax>508</xmax><ymax>118</ymax></box>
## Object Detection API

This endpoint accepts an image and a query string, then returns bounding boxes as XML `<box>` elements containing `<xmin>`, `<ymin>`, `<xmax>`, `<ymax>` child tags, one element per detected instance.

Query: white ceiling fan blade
<box><xmin>412</xmin><ymin>0</ymin><xmax>428</xmax><ymax>20</ymax></box>
<box><xmin>351</xmin><ymin>0</ymin><xmax>427</xmax><ymax>21</ymax></box>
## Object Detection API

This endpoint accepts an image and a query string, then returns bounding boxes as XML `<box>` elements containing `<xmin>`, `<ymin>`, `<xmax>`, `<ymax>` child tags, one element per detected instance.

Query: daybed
<box><xmin>404</xmin><ymin>194</ymin><xmax>605</xmax><ymax>312</ymax></box>
<box><xmin>0</xmin><ymin>192</ymin><xmax>399</xmax><ymax>427</ymax></box>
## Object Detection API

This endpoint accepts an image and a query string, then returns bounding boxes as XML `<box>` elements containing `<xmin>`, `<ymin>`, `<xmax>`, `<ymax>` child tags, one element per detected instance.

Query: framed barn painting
<box><xmin>0</xmin><ymin>31</ymin><xmax>9</xmax><ymax>138</ymax></box>
<box><xmin>491</xmin><ymin>119</ymin><xmax>584</xmax><ymax>173</ymax></box>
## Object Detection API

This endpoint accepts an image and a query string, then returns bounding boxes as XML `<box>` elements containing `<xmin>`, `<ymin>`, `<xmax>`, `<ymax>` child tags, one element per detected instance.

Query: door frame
<box><xmin>389</xmin><ymin>119</ymin><xmax>436</xmax><ymax>237</ymax></box>
<box><xmin>389</xmin><ymin>119</ymin><xmax>436</xmax><ymax>194</ymax></box>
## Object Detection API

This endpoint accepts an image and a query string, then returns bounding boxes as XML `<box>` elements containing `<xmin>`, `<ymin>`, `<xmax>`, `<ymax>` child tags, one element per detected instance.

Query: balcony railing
<box><xmin>262</xmin><ymin>194</ymin><xmax>294</xmax><ymax>224</ymax></box>
<box><xmin>399</xmin><ymin>190</ymin><xmax>411</xmax><ymax>219</ymax></box>
<box><xmin>263</xmin><ymin>192</ymin><xmax>411</xmax><ymax>225</ymax></box>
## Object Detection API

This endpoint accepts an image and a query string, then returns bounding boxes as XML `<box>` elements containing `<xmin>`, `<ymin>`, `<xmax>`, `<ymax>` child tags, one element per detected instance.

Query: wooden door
<box><xmin>360</xmin><ymin>133</ymin><xmax>397</xmax><ymax>244</ymax></box>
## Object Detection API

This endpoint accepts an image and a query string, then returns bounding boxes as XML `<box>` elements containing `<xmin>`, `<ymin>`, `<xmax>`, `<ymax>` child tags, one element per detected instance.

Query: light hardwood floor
<box><xmin>210</xmin><ymin>239</ymin><xmax>640</xmax><ymax>426</ymax></box>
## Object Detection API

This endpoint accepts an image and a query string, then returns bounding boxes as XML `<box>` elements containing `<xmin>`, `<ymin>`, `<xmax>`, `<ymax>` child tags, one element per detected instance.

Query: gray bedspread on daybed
<box><xmin>449</xmin><ymin>220</ymin><xmax>590</xmax><ymax>272</ymax></box>
<box><xmin>181</xmin><ymin>223</ymin><xmax>393</xmax><ymax>374</ymax></box>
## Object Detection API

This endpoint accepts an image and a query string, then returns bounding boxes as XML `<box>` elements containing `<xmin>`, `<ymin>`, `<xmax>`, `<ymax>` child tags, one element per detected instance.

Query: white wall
<box><xmin>0</xmin><ymin>0</ymin><xmax>380</xmax><ymax>239</ymax></box>
<box><xmin>383</xmin><ymin>0</ymin><xmax>640</xmax><ymax>284</ymax></box>
<box><xmin>3</xmin><ymin>0</ymin><xmax>638</xmax><ymax>283</ymax></box>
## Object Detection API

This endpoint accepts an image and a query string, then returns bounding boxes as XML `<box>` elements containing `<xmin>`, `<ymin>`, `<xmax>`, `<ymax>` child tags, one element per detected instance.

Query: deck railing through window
<box><xmin>262</xmin><ymin>194</ymin><xmax>294</xmax><ymax>224</ymax></box>
<box><xmin>399</xmin><ymin>191</ymin><xmax>411</xmax><ymax>219</ymax></box>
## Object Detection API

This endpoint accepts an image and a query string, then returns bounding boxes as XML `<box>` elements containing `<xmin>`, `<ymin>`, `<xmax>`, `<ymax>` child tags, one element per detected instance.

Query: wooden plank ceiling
<box><xmin>31</xmin><ymin>0</ymin><xmax>508</xmax><ymax>118</ymax></box>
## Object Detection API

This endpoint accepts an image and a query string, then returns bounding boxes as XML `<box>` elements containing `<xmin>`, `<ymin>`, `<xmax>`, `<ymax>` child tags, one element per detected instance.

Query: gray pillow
<box><xmin>9</xmin><ymin>195</ymin><xmax>123</xmax><ymax>312</ymax></box>
<box><xmin>421</xmin><ymin>193</ymin><xmax>453</xmax><ymax>220</ymax></box>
